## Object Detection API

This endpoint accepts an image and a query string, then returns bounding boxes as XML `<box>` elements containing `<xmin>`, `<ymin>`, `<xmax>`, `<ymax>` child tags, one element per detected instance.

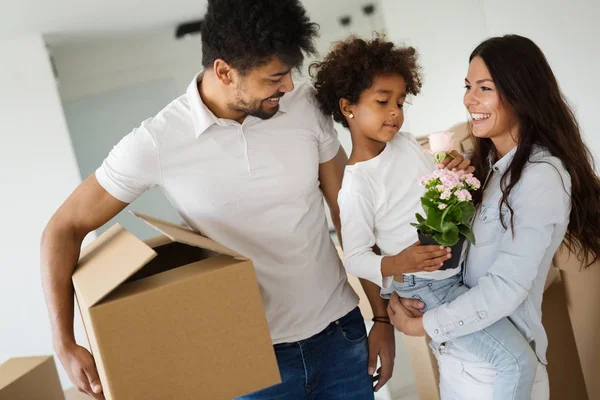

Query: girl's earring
<box><xmin>349</xmin><ymin>113</ymin><xmax>354</xmax><ymax>119</ymax></box>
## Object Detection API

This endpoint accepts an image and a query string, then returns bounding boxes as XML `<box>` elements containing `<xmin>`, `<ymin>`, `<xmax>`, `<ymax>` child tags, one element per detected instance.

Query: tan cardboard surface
<box><xmin>553</xmin><ymin>245</ymin><xmax>600</xmax><ymax>400</ymax></box>
<box><xmin>132</xmin><ymin>211</ymin><xmax>240</xmax><ymax>257</ymax></box>
<box><xmin>64</xmin><ymin>388</ymin><xmax>89</xmax><ymax>400</ymax></box>
<box><xmin>542</xmin><ymin>282</ymin><xmax>588</xmax><ymax>400</ymax></box>
<box><xmin>0</xmin><ymin>356</ymin><xmax>50</xmax><ymax>390</ymax></box>
<box><xmin>404</xmin><ymin>336</ymin><xmax>440</xmax><ymax>400</ymax></box>
<box><xmin>73</xmin><ymin>224</ymin><xmax>157</xmax><ymax>307</ymax></box>
<box><xmin>0</xmin><ymin>356</ymin><xmax>64</xmax><ymax>400</ymax></box>
<box><xmin>74</xmin><ymin>215</ymin><xmax>280</xmax><ymax>400</ymax></box>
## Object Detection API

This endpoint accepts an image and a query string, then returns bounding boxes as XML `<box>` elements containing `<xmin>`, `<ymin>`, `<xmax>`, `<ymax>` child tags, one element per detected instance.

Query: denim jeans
<box><xmin>435</xmin><ymin>356</ymin><xmax>549</xmax><ymax>400</ymax></box>
<box><xmin>237</xmin><ymin>307</ymin><xmax>374</xmax><ymax>400</ymax></box>
<box><xmin>390</xmin><ymin>273</ymin><xmax>538</xmax><ymax>400</ymax></box>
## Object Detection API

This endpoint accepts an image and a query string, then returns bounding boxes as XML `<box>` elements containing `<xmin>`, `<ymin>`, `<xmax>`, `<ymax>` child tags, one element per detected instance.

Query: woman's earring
<box><xmin>349</xmin><ymin>113</ymin><xmax>354</xmax><ymax>119</ymax></box>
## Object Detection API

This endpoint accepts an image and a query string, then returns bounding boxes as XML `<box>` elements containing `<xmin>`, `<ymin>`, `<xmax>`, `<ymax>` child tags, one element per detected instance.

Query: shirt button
<box><xmin>458</xmin><ymin>321</ymin><xmax>464</xmax><ymax>326</ymax></box>
<box><xmin>478</xmin><ymin>311</ymin><xmax>487</xmax><ymax>319</ymax></box>
<box><xmin>434</xmin><ymin>329</ymin><xmax>440</xmax><ymax>335</ymax></box>
<box><xmin>335</xmin><ymin>320</ymin><xmax>340</xmax><ymax>325</ymax></box>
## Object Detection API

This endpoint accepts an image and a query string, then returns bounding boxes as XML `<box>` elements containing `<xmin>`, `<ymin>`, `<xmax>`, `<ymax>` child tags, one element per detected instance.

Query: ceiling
<box><xmin>1</xmin><ymin>0</ymin><xmax>369</xmax><ymax>45</ymax></box>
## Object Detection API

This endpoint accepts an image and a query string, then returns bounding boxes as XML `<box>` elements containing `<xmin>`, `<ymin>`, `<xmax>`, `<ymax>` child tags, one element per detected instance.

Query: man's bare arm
<box><xmin>41</xmin><ymin>174</ymin><xmax>128</xmax><ymax>398</ymax></box>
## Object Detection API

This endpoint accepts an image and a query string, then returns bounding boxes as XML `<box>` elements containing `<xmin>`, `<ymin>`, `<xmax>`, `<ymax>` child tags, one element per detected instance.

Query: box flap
<box><xmin>0</xmin><ymin>356</ymin><xmax>52</xmax><ymax>390</ymax></box>
<box><xmin>131</xmin><ymin>211</ymin><xmax>242</xmax><ymax>258</ymax></box>
<box><xmin>73</xmin><ymin>224</ymin><xmax>157</xmax><ymax>307</ymax></box>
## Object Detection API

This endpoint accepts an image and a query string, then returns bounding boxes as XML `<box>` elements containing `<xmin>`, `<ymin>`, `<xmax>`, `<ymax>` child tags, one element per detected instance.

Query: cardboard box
<box><xmin>63</xmin><ymin>388</ymin><xmax>91</xmax><ymax>400</ymax></box>
<box><xmin>550</xmin><ymin>245</ymin><xmax>600</xmax><ymax>400</ymax></box>
<box><xmin>0</xmin><ymin>356</ymin><xmax>65</xmax><ymax>400</ymax></box>
<box><xmin>541</xmin><ymin>280</ymin><xmax>588</xmax><ymax>400</ymax></box>
<box><xmin>72</xmin><ymin>212</ymin><xmax>280</xmax><ymax>400</ymax></box>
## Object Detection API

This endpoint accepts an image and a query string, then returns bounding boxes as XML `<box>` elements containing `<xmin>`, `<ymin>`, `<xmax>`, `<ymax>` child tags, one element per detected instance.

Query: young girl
<box><xmin>387</xmin><ymin>35</ymin><xmax>600</xmax><ymax>400</ymax></box>
<box><xmin>311</xmin><ymin>36</ymin><xmax>538</xmax><ymax>399</ymax></box>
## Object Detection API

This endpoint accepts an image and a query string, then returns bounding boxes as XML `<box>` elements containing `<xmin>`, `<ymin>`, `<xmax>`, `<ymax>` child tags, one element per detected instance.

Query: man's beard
<box><xmin>228</xmin><ymin>89</ymin><xmax>283</xmax><ymax>120</ymax></box>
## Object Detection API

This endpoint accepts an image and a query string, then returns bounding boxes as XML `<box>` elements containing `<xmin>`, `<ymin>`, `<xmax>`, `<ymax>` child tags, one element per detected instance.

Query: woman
<box><xmin>388</xmin><ymin>34</ymin><xmax>600</xmax><ymax>399</ymax></box>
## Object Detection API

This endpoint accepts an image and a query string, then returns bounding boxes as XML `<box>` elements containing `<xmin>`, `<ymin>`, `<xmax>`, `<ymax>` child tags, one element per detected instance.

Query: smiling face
<box><xmin>464</xmin><ymin>56</ymin><xmax>520</xmax><ymax>147</ymax></box>
<box><xmin>227</xmin><ymin>56</ymin><xmax>295</xmax><ymax>120</ymax></box>
<box><xmin>346</xmin><ymin>73</ymin><xmax>406</xmax><ymax>143</ymax></box>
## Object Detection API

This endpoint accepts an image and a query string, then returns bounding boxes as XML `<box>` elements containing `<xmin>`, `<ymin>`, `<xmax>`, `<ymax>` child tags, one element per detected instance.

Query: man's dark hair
<box><xmin>201</xmin><ymin>0</ymin><xmax>319</xmax><ymax>74</ymax></box>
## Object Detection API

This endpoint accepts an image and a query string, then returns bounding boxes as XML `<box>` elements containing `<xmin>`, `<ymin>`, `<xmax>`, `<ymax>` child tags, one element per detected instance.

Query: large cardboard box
<box><xmin>72</xmin><ymin>212</ymin><xmax>280</xmax><ymax>400</ymax></box>
<box><xmin>0</xmin><ymin>356</ymin><xmax>64</xmax><ymax>400</ymax></box>
<box><xmin>551</xmin><ymin>245</ymin><xmax>600</xmax><ymax>400</ymax></box>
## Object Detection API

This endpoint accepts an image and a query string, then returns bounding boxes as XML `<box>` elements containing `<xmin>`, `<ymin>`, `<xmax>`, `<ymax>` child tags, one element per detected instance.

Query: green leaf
<box><xmin>440</xmin><ymin>221</ymin><xmax>455</xmax><ymax>233</ymax></box>
<box><xmin>432</xmin><ymin>232</ymin><xmax>445</xmax><ymax>245</ymax></box>
<box><xmin>425</xmin><ymin>189</ymin><xmax>438</xmax><ymax>198</ymax></box>
<box><xmin>458</xmin><ymin>225</ymin><xmax>476</xmax><ymax>244</ymax></box>
<box><xmin>426</xmin><ymin>208</ymin><xmax>443</xmax><ymax>232</ymax></box>
<box><xmin>448</xmin><ymin>205</ymin><xmax>462</xmax><ymax>224</ymax></box>
<box><xmin>440</xmin><ymin>205</ymin><xmax>451</xmax><ymax>224</ymax></box>
<box><xmin>459</xmin><ymin>202</ymin><xmax>475</xmax><ymax>224</ymax></box>
<box><xmin>441</xmin><ymin>225</ymin><xmax>460</xmax><ymax>246</ymax></box>
<box><xmin>432</xmin><ymin>232</ymin><xmax>454</xmax><ymax>247</ymax></box>
<box><xmin>415</xmin><ymin>213</ymin><xmax>426</xmax><ymax>224</ymax></box>
<box><xmin>421</xmin><ymin>197</ymin><xmax>437</xmax><ymax>210</ymax></box>
<box><xmin>439</xmin><ymin>204</ymin><xmax>460</xmax><ymax>228</ymax></box>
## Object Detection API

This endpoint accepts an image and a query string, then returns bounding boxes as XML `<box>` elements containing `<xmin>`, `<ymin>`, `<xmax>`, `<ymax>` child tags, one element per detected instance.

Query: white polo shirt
<box><xmin>95</xmin><ymin>74</ymin><xmax>358</xmax><ymax>344</ymax></box>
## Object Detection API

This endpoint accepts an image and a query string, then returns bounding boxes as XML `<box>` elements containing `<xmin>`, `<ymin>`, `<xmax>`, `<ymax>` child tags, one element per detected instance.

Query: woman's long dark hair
<box><xmin>469</xmin><ymin>35</ymin><xmax>600</xmax><ymax>267</ymax></box>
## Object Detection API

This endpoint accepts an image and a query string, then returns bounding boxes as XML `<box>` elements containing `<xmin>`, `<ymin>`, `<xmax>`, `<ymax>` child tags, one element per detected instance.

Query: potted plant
<box><xmin>411</xmin><ymin>132</ymin><xmax>481</xmax><ymax>270</ymax></box>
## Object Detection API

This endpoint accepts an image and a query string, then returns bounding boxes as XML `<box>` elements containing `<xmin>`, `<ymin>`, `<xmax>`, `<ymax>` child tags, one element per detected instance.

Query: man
<box><xmin>41</xmin><ymin>1</ymin><xmax>396</xmax><ymax>398</ymax></box>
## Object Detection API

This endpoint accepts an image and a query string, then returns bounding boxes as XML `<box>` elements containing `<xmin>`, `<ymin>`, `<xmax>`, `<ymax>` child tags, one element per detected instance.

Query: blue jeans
<box><xmin>237</xmin><ymin>307</ymin><xmax>374</xmax><ymax>400</ymax></box>
<box><xmin>390</xmin><ymin>273</ymin><xmax>538</xmax><ymax>400</ymax></box>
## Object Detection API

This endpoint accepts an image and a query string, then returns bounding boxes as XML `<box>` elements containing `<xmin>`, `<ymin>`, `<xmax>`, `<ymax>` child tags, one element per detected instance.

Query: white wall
<box><xmin>380</xmin><ymin>0</ymin><xmax>600</xmax><ymax>162</ymax></box>
<box><xmin>51</xmin><ymin>27</ymin><xmax>203</xmax><ymax>102</ymax></box>
<box><xmin>380</xmin><ymin>0</ymin><xmax>487</xmax><ymax>137</ymax></box>
<box><xmin>481</xmin><ymin>0</ymin><xmax>600</xmax><ymax>163</ymax></box>
<box><xmin>0</xmin><ymin>34</ymin><xmax>88</xmax><ymax>387</ymax></box>
<box><xmin>51</xmin><ymin>29</ymin><xmax>204</xmax><ymax>239</ymax></box>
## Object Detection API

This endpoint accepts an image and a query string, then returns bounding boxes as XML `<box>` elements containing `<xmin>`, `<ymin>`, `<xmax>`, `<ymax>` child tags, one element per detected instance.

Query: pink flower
<box><xmin>455</xmin><ymin>189</ymin><xmax>473</xmax><ymax>202</ymax></box>
<box><xmin>463</xmin><ymin>174</ymin><xmax>481</xmax><ymax>189</ymax></box>
<box><xmin>428</xmin><ymin>131</ymin><xmax>455</xmax><ymax>153</ymax></box>
<box><xmin>438</xmin><ymin>204</ymin><xmax>447</xmax><ymax>210</ymax></box>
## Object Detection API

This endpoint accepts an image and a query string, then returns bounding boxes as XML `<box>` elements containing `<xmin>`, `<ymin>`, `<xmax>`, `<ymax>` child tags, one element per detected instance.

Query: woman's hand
<box><xmin>387</xmin><ymin>292</ymin><xmax>427</xmax><ymax>337</ymax></box>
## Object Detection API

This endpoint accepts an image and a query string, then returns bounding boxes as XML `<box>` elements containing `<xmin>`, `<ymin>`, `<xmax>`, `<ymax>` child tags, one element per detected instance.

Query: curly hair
<box><xmin>310</xmin><ymin>36</ymin><xmax>423</xmax><ymax>128</ymax></box>
<box><xmin>201</xmin><ymin>0</ymin><xmax>319</xmax><ymax>74</ymax></box>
